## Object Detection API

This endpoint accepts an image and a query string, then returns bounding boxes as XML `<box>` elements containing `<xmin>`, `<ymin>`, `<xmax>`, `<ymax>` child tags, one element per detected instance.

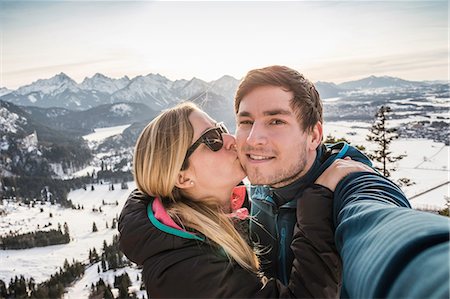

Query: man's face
<box><xmin>235</xmin><ymin>85</ymin><xmax>319</xmax><ymax>188</ymax></box>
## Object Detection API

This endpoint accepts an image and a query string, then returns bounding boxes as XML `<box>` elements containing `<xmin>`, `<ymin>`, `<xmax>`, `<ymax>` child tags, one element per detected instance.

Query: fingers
<box><xmin>336</xmin><ymin>157</ymin><xmax>374</xmax><ymax>173</ymax></box>
<box><xmin>315</xmin><ymin>157</ymin><xmax>375</xmax><ymax>192</ymax></box>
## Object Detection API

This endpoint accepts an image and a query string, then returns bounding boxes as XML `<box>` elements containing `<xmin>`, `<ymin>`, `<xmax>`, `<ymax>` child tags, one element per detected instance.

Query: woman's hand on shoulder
<box><xmin>315</xmin><ymin>157</ymin><xmax>375</xmax><ymax>192</ymax></box>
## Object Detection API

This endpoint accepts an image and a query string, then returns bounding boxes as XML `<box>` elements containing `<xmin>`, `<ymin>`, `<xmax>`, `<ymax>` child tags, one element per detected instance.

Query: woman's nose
<box><xmin>222</xmin><ymin>133</ymin><xmax>237</xmax><ymax>151</ymax></box>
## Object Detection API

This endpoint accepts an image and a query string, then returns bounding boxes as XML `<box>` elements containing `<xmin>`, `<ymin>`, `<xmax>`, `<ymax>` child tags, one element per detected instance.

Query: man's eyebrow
<box><xmin>237</xmin><ymin>109</ymin><xmax>292</xmax><ymax>117</ymax></box>
<box><xmin>263</xmin><ymin>109</ymin><xmax>292</xmax><ymax>116</ymax></box>
<box><xmin>237</xmin><ymin>111</ymin><xmax>251</xmax><ymax>117</ymax></box>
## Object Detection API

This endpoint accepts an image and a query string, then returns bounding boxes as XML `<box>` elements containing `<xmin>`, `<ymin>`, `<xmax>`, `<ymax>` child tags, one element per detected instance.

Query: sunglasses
<box><xmin>182</xmin><ymin>122</ymin><xmax>229</xmax><ymax>169</ymax></box>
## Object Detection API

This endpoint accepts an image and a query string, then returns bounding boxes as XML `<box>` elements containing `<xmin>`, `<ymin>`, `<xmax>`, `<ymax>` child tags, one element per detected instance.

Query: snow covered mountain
<box><xmin>314</xmin><ymin>81</ymin><xmax>344</xmax><ymax>99</ymax></box>
<box><xmin>1</xmin><ymin>73</ymin><xmax>112</xmax><ymax>110</ymax></box>
<box><xmin>0</xmin><ymin>87</ymin><xmax>12</xmax><ymax>97</ymax></box>
<box><xmin>16</xmin><ymin>72</ymin><xmax>78</xmax><ymax>96</ymax></box>
<box><xmin>79</xmin><ymin>73</ymin><xmax>130</xmax><ymax>94</ymax></box>
<box><xmin>0</xmin><ymin>72</ymin><xmax>241</xmax><ymax>111</ymax></box>
<box><xmin>0</xmin><ymin>100</ymin><xmax>92</xmax><ymax>177</ymax></box>
<box><xmin>110</xmin><ymin>74</ymin><xmax>176</xmax><ymax>110</ymax></box>
<box><xmin>1</xmin><ymin>72</ymin><xmax>445</xmax><ymax>115</ymax></box>
<box><xmin>338</xmin><ymin>75</ymin><xmax>425</xmax><ymax>90</ymax></box>
<box><xmin>1</xmin><ymin>73</ymin><xmax>238</xmax><ymax>111</ymax></box>
<box><xmin>0</xmin><ymin>101</ymin><xmax>29</xmax><ymax>137</ymax></box>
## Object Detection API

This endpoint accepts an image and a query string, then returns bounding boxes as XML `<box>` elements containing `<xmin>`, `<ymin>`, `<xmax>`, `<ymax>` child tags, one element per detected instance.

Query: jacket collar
<box><xmin>151</xmin><ymin>185</ymin><xmax>248</xmax><ymax>237</ymax></box>
<box><xmin>271</xmin><ymin>145</ymin><xmax>326</xmax><ymax>206</ymax></box>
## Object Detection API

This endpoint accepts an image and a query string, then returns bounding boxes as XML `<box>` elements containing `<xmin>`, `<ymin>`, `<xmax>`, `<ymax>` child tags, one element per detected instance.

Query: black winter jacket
<box><xmin>118</xmin><ymin>185</ymin><xmax>340</xmax><ymax>298</ymax></box>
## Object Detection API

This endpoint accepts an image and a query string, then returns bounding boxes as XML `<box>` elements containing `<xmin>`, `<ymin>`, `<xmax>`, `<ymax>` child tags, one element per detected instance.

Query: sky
<box><xmin>0</xmin><ymin>0</ymin><xmax>448</xmax><ymax>89</ymax></box>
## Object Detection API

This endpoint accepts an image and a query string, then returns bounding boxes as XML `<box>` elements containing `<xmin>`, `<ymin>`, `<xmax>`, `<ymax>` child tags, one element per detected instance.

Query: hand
<box><xmin>315</xmin><ymin>157</ymin><xmax>375</xmax><ymax>191</ymax></box>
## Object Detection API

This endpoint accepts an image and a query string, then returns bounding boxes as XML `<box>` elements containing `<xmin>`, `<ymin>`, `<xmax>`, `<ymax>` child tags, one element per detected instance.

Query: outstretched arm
<box><xmin>333</xmin><ymin>172</ymin><xmax>450</xmax><ymax>298</ymax></box>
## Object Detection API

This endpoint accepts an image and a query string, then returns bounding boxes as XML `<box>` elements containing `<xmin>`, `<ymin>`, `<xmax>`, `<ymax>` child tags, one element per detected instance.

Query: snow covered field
<box><xmin>324</xmin><ymin>121</ymin><xmax>449</xmax><ymax>210</ymax></box>
<box><xmin>64</xmin><ymin>262</ymin><xmax>145</xmax><ymax>299</ymax></box>
<box><xmin>0</xmin><ymin>181</ymin><xmax>136</xmax><ymax>284</ymax></box>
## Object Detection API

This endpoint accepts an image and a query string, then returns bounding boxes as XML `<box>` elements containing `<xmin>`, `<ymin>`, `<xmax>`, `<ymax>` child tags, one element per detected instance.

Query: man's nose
<box><xmin>246</xmin><ymin>123</ymin><xmax>267</xmax><ymax>146</ymax></box>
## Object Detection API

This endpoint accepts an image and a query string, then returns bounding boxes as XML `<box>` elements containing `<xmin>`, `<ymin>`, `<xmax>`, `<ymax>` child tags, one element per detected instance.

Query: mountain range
<box><xmin>0</xmin><ymin>72</ymin><xmax>240</xmax><ymax>111</ymax></box>
<box><xmin>0</xmin><ymin>71</ymin><xmax>447</xmax><ymax>189</ymax></box>
<box><xmin>1</xmin><ymin>73</ymin><xmax>441</xmax><ymax>111</ymax></box>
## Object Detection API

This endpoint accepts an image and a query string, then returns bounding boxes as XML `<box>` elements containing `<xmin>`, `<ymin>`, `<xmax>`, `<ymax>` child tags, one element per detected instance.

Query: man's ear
<box><xmin>308</xmin><ymin>121</ymin><xmax>323</xmax><ymax>151</ymax></box>
<box><xmin>174</xmin><ymin>171</ymin><xmax>195</xmax><ymax>190</ymax></box>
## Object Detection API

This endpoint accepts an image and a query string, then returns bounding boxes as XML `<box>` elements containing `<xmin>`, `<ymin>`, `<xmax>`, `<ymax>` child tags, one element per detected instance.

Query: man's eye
<box><xmin>238</xmin><ymin>120</ymin><xmax>253</xmax><ymax>126</ymax></box>
<box><xmin>269</xmin><ymin>119</ymin><xmax>285</xmax><ymax>125</ymax></box>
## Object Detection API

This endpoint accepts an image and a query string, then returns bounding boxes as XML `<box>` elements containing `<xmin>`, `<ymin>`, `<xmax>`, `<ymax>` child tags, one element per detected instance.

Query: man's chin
<box><xmin>245</xmin><ymin>173</ymin><xmax>271</xmax><ymax>186</ymax></box>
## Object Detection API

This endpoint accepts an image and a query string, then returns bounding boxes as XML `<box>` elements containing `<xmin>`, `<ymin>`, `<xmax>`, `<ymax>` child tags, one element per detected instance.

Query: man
<box><xmin>234</xmin><ymin>65</ymin><xmax>450</xmax><ymax>298</ymax></box>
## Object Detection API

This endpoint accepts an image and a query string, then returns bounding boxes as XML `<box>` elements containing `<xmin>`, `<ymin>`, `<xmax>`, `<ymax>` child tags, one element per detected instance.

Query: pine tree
<box><xmin>104</xmin><ymin>285</ymin><xmax>114</xmax><ymax>299</ymax></box>
<box><xmin>92</xmin><ymin>222</ymin><xmax>98</xmax><ymax>232</ymax></box>
<box><xmin>114</xmin><ymin>273</ymin><xmax>131</xmax><ymax>299</ymax></box>
<box><xmin>63</xmin><ymin>222</ymin><xmax>70</xmax><ymax>236</ymax></box>
<box><xmin>92</xmin><ymin>247</ymin><xmax>99</xmax><ymax>262</ymax></box>
<box><xmin>28</xmin><ymin>277</ymin><xmax>35</xmax><ymax>293</ymax></box>
<box><xmin>101</xmin><ymin>258</ymin><xmax>107</xmax><ymax>272</ymax></box>
<box><xmin>0</xmin><ymin>279</ymin><xmax>7</xmax><ymax>298</ymax></box>
<box><xmin>63</xmin><ymin>259</ymin><xmax>70</xmax><ymax>270</ymax></box>
<box><xmin>366</xmin><ymin>106</ymin><xmax>406</xmax><ymax>177</ymax></box>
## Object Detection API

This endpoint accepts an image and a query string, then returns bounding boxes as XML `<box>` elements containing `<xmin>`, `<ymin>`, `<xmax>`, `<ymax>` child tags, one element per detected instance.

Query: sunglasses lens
<box><xmin>203</xmin><ymin>129</ymin><xmax>224</xmax><ymax>151</ymax></box>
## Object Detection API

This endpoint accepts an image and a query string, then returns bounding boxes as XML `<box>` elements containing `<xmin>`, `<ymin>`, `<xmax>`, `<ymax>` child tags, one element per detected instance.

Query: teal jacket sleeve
<box><xmin>333</xmin><ymin>172</ymin><xmax>450</xmax><ymax>298</ymax></box>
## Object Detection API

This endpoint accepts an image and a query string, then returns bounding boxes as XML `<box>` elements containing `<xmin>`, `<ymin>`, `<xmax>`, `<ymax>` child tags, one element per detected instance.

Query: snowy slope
<box><xmin>64</xmin><ymin>262</ymin><xmax>146</xmax><ymax>299</ymax></box>
<box><xmin>0</xmin><ymin>181</ymin><xmax>135</xmax><ymax>283</ymax></box>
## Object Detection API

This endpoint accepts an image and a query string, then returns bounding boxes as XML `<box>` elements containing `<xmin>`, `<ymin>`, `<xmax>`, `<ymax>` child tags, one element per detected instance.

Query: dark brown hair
<box><xmin>234</xmin><ymin>65</ymin><xmax>323</xmax><ymax>132</ymax></box>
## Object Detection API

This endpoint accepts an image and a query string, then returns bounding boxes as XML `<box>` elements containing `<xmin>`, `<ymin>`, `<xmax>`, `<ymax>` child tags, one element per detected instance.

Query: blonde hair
<box><xmin>133</xmin><ymin>102</ymin><xmax>259</xmax><ymax>272</ymax></box>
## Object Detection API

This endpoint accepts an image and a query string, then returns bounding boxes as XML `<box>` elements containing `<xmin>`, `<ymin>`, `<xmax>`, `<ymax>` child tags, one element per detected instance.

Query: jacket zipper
<box><xmin>279</xmin><ymin>226</ymin><xmax>288</xmax><ymax>284</ymax></box>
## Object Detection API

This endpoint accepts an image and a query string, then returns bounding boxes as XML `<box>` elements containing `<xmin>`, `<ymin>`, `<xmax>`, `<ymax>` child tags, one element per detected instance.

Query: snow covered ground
<box><xmin>324</xmin><ymin>121</ymin><xmax>449</xmax><ymax>210</ymax></box>
<box><xmin>0</xmin><ymin>181</ymin><xmax>135</xmax><ymax>283</ymax></box>
<box><xmin>64</xmin><ymin>261</ymin><xmax>146</xmax><ymax>299</ymax></box>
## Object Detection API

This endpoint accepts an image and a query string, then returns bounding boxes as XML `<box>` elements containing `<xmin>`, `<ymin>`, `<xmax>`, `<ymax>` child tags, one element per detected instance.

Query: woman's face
<box><xmin>183</xmin><ymin>109</ymin><xmax>246</xmax><ymax>203</ymax></box>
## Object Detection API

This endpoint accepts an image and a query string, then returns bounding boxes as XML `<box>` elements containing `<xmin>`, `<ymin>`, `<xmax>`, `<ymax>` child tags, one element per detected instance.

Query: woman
<box><xmin>118</xmin><ymin>102</ymin><xmax>362</xmax><ymax>298</ymax></box>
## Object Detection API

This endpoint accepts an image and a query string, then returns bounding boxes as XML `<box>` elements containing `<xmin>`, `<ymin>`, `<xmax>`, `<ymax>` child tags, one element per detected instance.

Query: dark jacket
<box><xmin>249</xmin><ymin>142</ymin><xmax>367</xmax><ymax>285</ymax></box>
<box><xmin>118</xmin><ymin>184</ymin><xmax>340</xmax><ymax>298</ymax></box>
